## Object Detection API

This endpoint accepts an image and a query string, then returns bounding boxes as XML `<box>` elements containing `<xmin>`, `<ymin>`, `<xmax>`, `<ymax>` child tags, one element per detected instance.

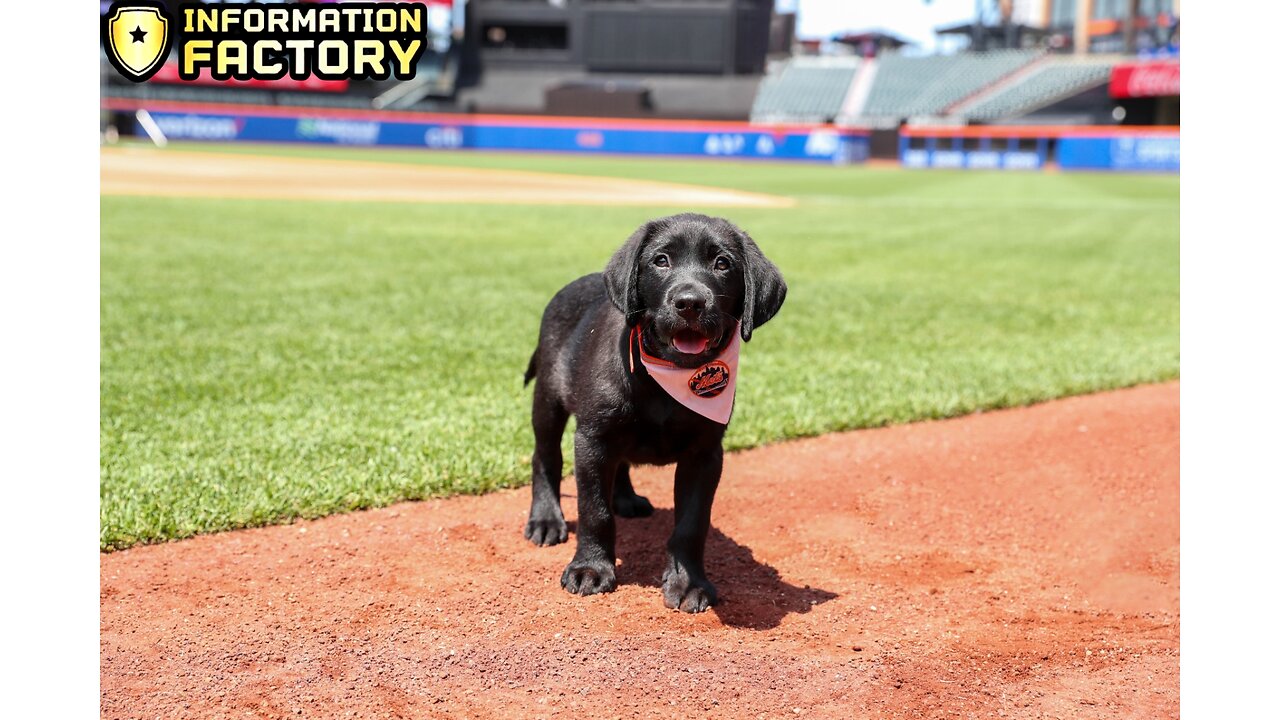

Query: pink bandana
<box><xmin>630</xmin><ymin>324</ymin><xmax>741</xmax><ymax>425</ymax></box>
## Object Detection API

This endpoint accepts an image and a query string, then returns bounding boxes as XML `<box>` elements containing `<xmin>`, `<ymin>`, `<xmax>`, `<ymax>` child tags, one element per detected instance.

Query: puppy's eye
<box><xmin>714</xmin><ymin>256</ymin><xmax>732</xmax><ymax>271</ymax></box>
<box><xmin>653</xmin><ymin>255</ymin><xmax>670</xmax><ymax>268</ymax></box>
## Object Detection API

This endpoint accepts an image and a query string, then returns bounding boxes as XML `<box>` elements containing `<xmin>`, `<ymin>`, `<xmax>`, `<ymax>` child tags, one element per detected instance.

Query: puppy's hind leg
<box><xmin>524</xmin><ymin>383</ymin><xmax>569</xmax><ymax>546</ymax></box>
<box><xmin>612</xmin><ymin>463</ymin><xmax>654</xmax><ymax>518</ymax></box>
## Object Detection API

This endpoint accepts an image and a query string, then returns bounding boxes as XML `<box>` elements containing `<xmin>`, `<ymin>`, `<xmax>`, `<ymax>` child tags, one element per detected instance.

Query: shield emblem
<box><xmin>103</xmin><ymin>3</ymin><xmax>173</xmax><ymax>82</ymax></box>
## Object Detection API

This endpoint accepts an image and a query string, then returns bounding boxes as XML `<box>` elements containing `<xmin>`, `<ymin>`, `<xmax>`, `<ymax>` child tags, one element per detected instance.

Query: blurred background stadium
<box><xmin>101</xmin><ymin>0</ymin><xmax>1180</xmax><ymax>172</ymax></box>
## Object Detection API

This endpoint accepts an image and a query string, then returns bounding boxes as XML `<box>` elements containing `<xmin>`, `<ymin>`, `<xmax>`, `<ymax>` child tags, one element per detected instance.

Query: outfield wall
<box><xmin>104</xmin><ymin>99</ymin><xmax>870</xmax><ymax>165</ymax></box>
<box><xmin>899</xmin><ymin>125</ymin><xmax>1180</xmax><ymax>173</ymax></box>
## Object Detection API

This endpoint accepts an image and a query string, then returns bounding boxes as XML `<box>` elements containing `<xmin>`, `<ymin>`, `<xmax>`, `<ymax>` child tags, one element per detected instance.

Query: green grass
<box><xmin>101</xmin><ymin>143</ymin><xmax>1179</xmax><ymax>550</ymax></box>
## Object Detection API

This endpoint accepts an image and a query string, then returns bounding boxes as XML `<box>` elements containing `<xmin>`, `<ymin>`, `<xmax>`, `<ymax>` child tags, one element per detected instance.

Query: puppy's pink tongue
<box><xmin>673</xmin><ymin>332</ymin><xmax>708</xmax><ymax>355</ymax></box>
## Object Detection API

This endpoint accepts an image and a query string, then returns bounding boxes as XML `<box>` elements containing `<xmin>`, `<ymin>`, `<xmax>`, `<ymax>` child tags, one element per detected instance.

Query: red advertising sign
<box><xmin>150</xmin><ymin>63</ymin><xmax>350</xmax><ymax>92</ymax></box>
<box><xmin>1110</xmin><ymin>60</ymin><xmax>1179</xmax><ymax>99</ymax></box>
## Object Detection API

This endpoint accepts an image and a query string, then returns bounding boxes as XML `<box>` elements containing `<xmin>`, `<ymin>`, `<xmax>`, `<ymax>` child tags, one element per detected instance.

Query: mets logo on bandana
<box><xmin>689</xmin><ymin>361</ymin><xmax>732</xmax><ymax>399</ymax></box>
<box><xmin>102</xmin><ymin>1</ymin><xmax>174</xmax><ymax>83</ymax></box>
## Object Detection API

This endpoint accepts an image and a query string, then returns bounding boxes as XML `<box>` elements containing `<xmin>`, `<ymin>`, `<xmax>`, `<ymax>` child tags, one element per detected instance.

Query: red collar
<box><xmin>630</xmin><ymin>325</ymin><xmax>679</xmax><ymax>373</ymax></box>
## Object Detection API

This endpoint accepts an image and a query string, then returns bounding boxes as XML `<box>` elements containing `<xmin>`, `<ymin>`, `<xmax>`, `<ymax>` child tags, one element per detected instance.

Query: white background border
<box><xmin>5</xmin><ymin>2</ymin><xmax>1279</xmax><ymax>715</ymax></box>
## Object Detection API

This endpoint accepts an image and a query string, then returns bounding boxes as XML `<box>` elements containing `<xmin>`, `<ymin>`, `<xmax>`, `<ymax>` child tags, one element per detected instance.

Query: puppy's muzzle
<box><xmin>670</xmin><ymin>285</ymin><xmax>710</xmax><ymax>322</ymax></box>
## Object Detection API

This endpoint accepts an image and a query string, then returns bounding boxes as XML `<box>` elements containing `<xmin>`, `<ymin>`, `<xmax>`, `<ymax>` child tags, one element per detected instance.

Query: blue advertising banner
<box><xmin>139</xmin><ymin>108</ymin><xmax>869</xmax><ymax>165</ymax></box>
<box><xmin>1057</xmin><ymin>135</ymin><xmax>1180</xmax><ymax>172</ymax></box>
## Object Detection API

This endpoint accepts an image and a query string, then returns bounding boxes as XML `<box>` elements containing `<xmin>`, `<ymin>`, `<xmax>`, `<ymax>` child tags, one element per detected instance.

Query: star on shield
<box><xmin>103</xmin><ymin>2</ymin><xmax>173</xmax><ymax>82</ymax></box>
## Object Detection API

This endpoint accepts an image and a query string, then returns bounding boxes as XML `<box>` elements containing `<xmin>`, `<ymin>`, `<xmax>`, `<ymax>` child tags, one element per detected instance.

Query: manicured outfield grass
<box><xmin>101</xmin><ymin>144</ymin><xmax>1179</xmax><ymax>550</ymax></box>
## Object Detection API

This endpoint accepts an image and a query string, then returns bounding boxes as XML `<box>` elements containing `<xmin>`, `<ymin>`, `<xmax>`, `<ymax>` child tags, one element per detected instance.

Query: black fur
<box><xmin>523</xmin><ymin>213</ymin><xmax>786</xmax><ymax>613</ymax></box>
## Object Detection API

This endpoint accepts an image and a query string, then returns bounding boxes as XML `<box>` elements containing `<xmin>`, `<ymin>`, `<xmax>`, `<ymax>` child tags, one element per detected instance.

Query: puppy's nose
<box><xmin>672</xmin><ymin>291</ymin><xmax>706</xmax><ymax>319</ymax></box>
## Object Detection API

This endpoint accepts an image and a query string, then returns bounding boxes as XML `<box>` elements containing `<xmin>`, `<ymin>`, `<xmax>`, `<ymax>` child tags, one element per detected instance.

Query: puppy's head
<box><xmin>604</xmin><ymin>213</ymin><xmax>786</xmax><ymax>368</ymax></box>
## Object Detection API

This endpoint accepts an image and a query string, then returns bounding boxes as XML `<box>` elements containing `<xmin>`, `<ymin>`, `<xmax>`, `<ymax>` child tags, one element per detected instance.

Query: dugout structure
<box><xmin>899</xmin><ymin>124</ymin><xmax>1179</xmax><ymax>172</ymax></box>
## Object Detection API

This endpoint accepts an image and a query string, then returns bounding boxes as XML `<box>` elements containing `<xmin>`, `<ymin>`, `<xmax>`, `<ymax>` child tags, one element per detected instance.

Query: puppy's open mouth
<box><xmin>671</xmin><ymin>329</ymin><xmax>709</xmax><ymax>355</ymax></box>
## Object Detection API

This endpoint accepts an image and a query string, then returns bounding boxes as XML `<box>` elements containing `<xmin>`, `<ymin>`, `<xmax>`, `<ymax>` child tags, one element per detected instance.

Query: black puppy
<box><xmin>522</xmin><ymin>213</ymin><xmax>786</xmax><ymax>613</ymax></box>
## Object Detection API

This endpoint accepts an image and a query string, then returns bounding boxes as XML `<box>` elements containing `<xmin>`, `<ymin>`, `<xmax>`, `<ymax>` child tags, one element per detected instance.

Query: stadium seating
<box><xmin>858</xmin><ymin>49</ymin><xmax>1041</xmax><ymax>121</ymax></box>
<box><xmin>956</xmin><ymin>56</ymin><xmax>1116</xmax><ymax>121</ymax></box>
<box><xmin>749</xmin><ymin>57</ymin><xmax>861</xmax><ymax>124</ymax></box>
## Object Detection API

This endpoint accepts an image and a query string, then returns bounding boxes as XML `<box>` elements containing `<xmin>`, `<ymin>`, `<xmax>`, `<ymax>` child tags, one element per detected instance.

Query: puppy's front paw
<box><xmin>560</xmin><ymin>558</ymin><xmax>617</xmax><ymax>596</ymax></box>
<box><xmin>524</xmin><ymin>515</ymin><xmax>568</xmax><ymax>546</ymax></box>
<box><xmin>662</xmin><ymin>568</ymin><xmax>717</xmax><ymax>613</ymax></box>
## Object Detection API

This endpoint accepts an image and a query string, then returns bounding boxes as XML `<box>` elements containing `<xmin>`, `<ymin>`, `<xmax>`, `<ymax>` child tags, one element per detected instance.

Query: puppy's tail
<box><xmin>523</xmin><ymin>349</ymin><xmax>538</xmax><ymax>387</ymax></box>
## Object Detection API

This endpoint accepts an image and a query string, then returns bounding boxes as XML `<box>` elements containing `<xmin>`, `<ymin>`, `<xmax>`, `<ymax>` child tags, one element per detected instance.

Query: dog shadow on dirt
<box><xmin>603</xmin><ymin>508</ymin><xmax>838</xmax><ymax>630</ymax></box>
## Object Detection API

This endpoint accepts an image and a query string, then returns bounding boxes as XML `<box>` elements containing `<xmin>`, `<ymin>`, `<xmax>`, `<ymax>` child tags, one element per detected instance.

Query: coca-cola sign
<box><xmin>1110</xmin><ymin>60</ymin><xmax>1180</xmax><ymax>99</ymax></box>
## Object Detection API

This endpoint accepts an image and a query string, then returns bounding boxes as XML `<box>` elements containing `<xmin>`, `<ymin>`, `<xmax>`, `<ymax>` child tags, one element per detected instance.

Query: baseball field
<box><xmin>101</xmin><ymin>142</ymin><xmax>1179</xmax><ymax>717</ymax></box>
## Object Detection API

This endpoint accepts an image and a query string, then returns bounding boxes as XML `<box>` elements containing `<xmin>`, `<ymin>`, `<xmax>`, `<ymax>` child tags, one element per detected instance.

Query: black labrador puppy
<box><xmin>522</xmin><ymin>213</ymin><xmax>786</xmax><ymax>612</ymax></box>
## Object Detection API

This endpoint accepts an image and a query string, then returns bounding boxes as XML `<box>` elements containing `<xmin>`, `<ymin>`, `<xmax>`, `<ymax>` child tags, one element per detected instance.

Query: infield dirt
<box><xmin>101</xmin><ymin>383</ymin><xmax>1179</xmax><ymax>719</ymax></box>
<box><xmin>100</xmin><ymin>147</ymin><xmax>794</xmax><ymax>208</ymax></box>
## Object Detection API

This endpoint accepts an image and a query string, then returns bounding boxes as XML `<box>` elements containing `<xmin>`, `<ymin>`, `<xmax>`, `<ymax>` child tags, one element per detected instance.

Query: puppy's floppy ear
<box><xmin>735</xmin><ymin>226</ymin><xmax>787</xmax><ymax>342</ymax></box>
<box><xmin>603</xmin><ymin>219</ymin><xmax>659</xmax><ymax>325</ymax></box>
